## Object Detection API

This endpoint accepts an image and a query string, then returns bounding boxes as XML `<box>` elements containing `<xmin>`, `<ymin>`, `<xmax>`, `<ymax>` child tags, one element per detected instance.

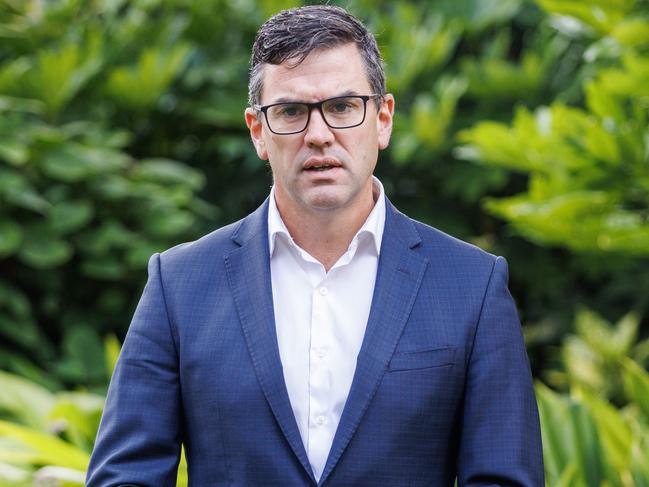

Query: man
<box><xmin>87</xmin><ymin>5</ymin><xmax>543</xmax><ymax>486</ymax></box>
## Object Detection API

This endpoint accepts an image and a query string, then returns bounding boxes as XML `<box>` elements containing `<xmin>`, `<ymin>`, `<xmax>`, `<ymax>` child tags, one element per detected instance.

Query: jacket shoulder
<box><xmin>156</xmin><ymin>219</ymin><xmax>242</xmax><ymax>274</ymax></box>
<box><xmin>409</xmin><ymin>216</ymin><xmax>498</xmax><ymax>270</ymax></box>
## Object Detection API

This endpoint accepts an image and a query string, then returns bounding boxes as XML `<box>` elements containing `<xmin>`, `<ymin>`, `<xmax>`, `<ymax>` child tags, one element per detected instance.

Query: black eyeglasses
<box><xmin>254</xmin><ymin>94</ymin><xmax>382</xmax><ymax>135</ymax></box>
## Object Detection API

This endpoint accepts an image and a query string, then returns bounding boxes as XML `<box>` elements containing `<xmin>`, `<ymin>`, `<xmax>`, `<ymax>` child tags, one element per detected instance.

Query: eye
<box><xmin>328</xmin><ymin>101</ymin><xmax>353</xmax><ymax>113</ymax></box>
<box><xmin>275</xmin><ymin>104</ymin><xmax>307</xmax><ymax>118</ymax></box>
<box><xmin>324</xmin><ymin>97</ymin><xmax>363</xmax><ymax>116</ymax></box>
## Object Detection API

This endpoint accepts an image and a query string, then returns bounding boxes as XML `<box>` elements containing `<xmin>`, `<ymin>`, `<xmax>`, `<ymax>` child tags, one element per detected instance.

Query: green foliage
<box><xmin>537</xmin><ymin>381</ymin><xmax>649</xmax><ymax>487</ymax></box>
<box><xmin>457</xmin><ymin>0</ymin><xmax>649</xmax><ymax>256</ymax></box>
<box><xmin>538</xmin><ymin>310</ymin><xmax>649</xmax><ymax>486</ymax></box>
<box><xmin>105</xmin><ymin>44</ymin><xmax>192</xmax><ymax>110</ymax></box>
<box><xmin>0</xmin><ymin>107</ymin><xmax>213</xmax><ymax>388</ymax></box>
<box><xmin>0</xmin><ymin>1</ymin><xmax>219</xmax><ymax>389</ymax></box>
<box><xmin>0</xmin><ymin>369</ymin><xmax>188</xmax><ymax>486</ymax></box>
<box><xmin>546</xmin><ymin>309</ymin><xmax>649</xmax><ymax>403</ymax></box>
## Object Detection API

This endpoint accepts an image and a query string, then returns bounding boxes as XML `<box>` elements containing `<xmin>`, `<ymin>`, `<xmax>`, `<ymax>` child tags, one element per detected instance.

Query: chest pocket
<box><xmin>388</xmin><ymin>347</ymin><xmax>455</xmax><ymax>372</ymax></box>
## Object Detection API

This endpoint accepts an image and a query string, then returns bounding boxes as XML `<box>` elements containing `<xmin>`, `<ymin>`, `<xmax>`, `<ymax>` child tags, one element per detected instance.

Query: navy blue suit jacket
<box><xmin>86</xmin><ymin>197</ymin><xmax>543</xmax><ymax>486</ymax></box>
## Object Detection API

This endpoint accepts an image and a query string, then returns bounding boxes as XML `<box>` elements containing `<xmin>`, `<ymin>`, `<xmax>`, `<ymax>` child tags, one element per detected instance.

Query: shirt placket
<box><xmin>307</xmin><ymin>278</ymin><xmax>333</xmax><ymax>479</ymax></box>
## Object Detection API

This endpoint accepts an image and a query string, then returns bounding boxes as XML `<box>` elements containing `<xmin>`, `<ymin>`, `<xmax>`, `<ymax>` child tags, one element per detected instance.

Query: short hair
<box><xmin>248</xmin><ymin>5</ymin><xmax>386</xmax><ymax>107</ymax></box>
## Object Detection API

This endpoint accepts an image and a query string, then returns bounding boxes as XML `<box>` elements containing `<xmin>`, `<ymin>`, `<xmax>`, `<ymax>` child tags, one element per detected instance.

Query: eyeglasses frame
<box><xmin>253</xmin><ymin>94</ymin><xmax>383</xmax><ymax>135</ymax></box>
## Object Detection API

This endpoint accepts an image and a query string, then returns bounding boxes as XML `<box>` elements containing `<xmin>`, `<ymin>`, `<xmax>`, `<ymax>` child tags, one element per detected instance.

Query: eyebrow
<box><xmin>268</xmin><ymin>90</ymin><xmax>361</xmax><ymax>105</ymax></box>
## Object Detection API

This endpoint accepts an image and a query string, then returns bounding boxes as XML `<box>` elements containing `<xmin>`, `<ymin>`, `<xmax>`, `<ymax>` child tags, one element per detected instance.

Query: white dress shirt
<box><xmin>268</xmin><ymin>177</ymin><xmax>385</xmax><ymax>481</ymax></box>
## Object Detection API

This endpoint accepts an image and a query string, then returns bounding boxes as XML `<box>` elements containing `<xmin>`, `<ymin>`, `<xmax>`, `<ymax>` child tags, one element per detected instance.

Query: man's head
<box><xmin>245</xmin><ymin>6</ymin><xmax>394</xmax><ymax>218</ymax></box>
<box><xmin>248</xmin><ymin>5</ymin><xmax>386</xmax><ymax>108</ymax></box>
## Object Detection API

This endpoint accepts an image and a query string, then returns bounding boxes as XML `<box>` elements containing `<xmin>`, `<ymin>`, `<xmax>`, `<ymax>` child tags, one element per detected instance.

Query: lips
<box><xmin>303</xmin><ymin>158</ymin><xmax>343</xmax><ymax>172</ymax></box>
<box><xmin>308</xmin><ymin>164</ymin><xmax>337</xmax><ymax>171</ymax></box>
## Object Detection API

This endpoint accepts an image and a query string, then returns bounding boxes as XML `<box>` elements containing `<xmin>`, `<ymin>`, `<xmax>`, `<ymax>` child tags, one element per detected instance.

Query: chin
<box><xmin>305</xmin><ymin>197</ymin><xmax>346</xmax><ymax>212</ymax></box>
<box><xmin>302</xmin><ymin>190</ymin><xmax>349</xmax><ymax>211</ymax></box>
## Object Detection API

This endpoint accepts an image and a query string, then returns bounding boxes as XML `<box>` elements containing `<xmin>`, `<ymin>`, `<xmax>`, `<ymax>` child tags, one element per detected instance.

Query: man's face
<box><xmin>245</xmin><ymin>43</ymin><xmax>394</xmax><ymax>215</ymax></box>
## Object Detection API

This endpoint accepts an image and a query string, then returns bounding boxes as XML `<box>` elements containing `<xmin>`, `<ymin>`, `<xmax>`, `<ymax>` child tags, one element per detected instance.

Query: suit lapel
<box><xmin>318</xmin><ymin>200</ymin><xmax>429</xmax><ymax>485</ymax></box>
<box><xmin>224</xmin><ymin>200</ymin><xmax>315</xmax><ymax>483</ymax></box>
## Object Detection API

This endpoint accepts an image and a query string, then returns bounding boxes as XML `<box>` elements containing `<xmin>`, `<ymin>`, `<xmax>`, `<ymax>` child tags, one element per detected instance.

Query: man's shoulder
<box><xmin>156</xmin><ymin>198</ymin><xmax>268</xmax><ymax>271</ymax></box>
<box><xmin>394</xmin><ymin>207</ymin><xmax>497</xmax><ymax>268</ymax></box>
<box><xmin>396</xmin><ymin>212</ymin><xmax>505</xmax><ymax>294</ymax></box>
<box><xmin>156</xmin><ymin>218</ymin><xmax>244</xmax><ymax>274</ymax></box>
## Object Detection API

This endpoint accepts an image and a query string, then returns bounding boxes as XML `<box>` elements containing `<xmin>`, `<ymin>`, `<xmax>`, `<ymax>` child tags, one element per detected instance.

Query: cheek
<box><xmin>266</xmin><ymin>140</ymin><xmax>300</xmax><ymax>178</ymax></box>
<box><xmin>266</xmin><ymin>135</ymin><xmax>301</xmax><ymax>165</ymax></box>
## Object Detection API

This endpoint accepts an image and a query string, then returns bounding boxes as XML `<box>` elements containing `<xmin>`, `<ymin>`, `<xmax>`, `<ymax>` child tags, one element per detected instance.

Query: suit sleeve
<box><xmin>86</xmin><ymin>253</ymin><xmax>182</xmax><ymax>487</ymax></box>
<box><xmin>457</xmin><ymin>256</ymin><xmax>544</xmax><ymax>487</ymax></box>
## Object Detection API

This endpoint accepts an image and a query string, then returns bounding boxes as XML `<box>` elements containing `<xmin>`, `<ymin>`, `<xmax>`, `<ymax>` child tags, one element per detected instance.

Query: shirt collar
<box><xmin>268</xmin><ymin>176</ymin><xmax>386</xmax><ymax>257</ymax></box>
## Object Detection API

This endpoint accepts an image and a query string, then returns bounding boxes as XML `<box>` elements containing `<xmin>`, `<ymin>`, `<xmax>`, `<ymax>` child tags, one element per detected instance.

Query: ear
<box><xmin>376</xmin><ymin>94</ymin><xmax>395</xmax><ymax>151</ymax></box>
<box><xmin>245</xmin><ymin>108</ymin><xmax>269</xmax><ymax>160</ymax></box>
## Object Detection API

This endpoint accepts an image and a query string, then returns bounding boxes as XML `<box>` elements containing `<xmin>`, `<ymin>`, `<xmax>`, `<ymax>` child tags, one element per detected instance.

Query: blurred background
<box><xmin>0</xmin><ymin>0</ymin><xmax>648</xmax><ymax>485</ymax></box>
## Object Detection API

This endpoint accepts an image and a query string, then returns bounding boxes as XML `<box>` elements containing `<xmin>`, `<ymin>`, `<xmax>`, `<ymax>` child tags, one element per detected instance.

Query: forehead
<box><xmin>260</xmin><ymin>43</ymin><xmax>371</xmax><ymax>104</ymax></box>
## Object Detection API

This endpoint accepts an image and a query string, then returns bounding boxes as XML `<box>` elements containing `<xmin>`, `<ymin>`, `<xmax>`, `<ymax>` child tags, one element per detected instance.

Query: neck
<box><xmin>275</xmin><ymin>184</ymin><xmax>377</xmax><ymax>272</ymax></box>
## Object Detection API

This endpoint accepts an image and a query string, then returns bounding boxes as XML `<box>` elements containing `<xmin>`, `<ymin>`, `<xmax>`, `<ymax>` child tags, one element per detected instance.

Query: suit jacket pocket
<box><xmin>388</xmin><ymin>347</ymin><xmax>455</xmax><ymax>372</ymax></box>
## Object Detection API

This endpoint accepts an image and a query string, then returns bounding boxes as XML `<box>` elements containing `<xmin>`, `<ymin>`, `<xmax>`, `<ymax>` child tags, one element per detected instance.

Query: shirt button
<box><xmin>315</xmin><ymin>349</ymin><xmax>327</xmax><ymax>359</ymax></box>
<box><xmin>318</xmin><ymin>286</ymin><xmax>328</xmax><ymax>296</ymax></box>
<box><xmin>315</xmin><ymin>415</ymin><xmax>326</xmax><ymax>426</ymax></box>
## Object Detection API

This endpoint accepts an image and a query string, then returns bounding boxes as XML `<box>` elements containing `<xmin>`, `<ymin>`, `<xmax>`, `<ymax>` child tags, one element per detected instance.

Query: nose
<box><xmin>303</xmin><ymin>107</ymin><xmax>334</xmax><ymax>148</ymax></box>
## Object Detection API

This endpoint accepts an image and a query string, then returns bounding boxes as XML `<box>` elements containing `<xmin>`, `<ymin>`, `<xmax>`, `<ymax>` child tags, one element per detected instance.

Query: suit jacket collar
<box><xmin>226</xmin><ymin>199</ymin><xmax>316</xmax><ymax>481</ymax></box>
<box><xmin>319</xmin><ymin>199</ymin><xmax>427</xmax><ymax>485</ymax></box>
<box><xmin>225</xmin><ymin>196</ymin><xmax>428</xmax><ymax>485</ymax></box>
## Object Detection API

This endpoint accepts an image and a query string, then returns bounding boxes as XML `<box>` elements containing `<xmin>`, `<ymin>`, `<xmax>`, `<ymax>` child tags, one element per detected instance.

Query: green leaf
<box><xmin>0</xmin><ymin>420</ymin><xmax>89</xmax><ymax>470</ymax></box>
<box><xmin>462</xmin><ymin>52</ymin><xmax>544</xmax><ymax>102</ymax></box>
<box><xmin>554</xmin><ymin>463</ymin><xmax>579</xmax><ymax>487</ymax></box>
<box><xmin>622</xmin><ymin>358</ymin><xmax>649</xmax><ymax>421</ymax></box>
<box><xmin>132</xmin><ymin>158</ymin><xmax>205</xmax><ymax>190</ymax></box>
<box><xmin>48</xmin><ymin>392</ymin><xmax>104</xmax><ymax>450</ymax></box>
<box><xmin>0</xmin><ymin>220</ymin><xmax>22</xmax><ymax>257</ymax></box>
<box><xmin>90</xmin><ymin>175</ymin><xmax>132</xmax><ymax>201</ymax></box>
<box><xmin>80</xmin><ymin>258</ymin><xmax>127</xmax><ymax>281</ymax></box>
<box><xmin>0</xmin><ymin>57</ymin><xmax>30</xmax><ymax>95</ymax></box>
<box><xmin>104</xmin><ymin>334</ymin><xmax>121</xmax><ymax>379</ymax></box>
<box><xmin>0</xmin><ymin>314</ymin><xmax>41</xmax><ymax>351</ymax></box>
<box><xmin>0</xmin><ymin>371</ymin><xmax>55</xmax><ymax>430</ymax></box>
<box><xmin>381</xmin><ymin>7</ymin><xmax>461</xmax><ymax>93</ymax></box>
<box><xmin>40</xmin><ymin>149</ymin><xmax>92</xmax><ymax>183</ymax></box>
<box><xmin>0</xmin><ymin>461</ymin><xmax>32</xmax><ymax>485</ymax></box>
<box><xmin>0</xmin><ymin>281</ymin><xmax>31</xmax><ymax>320</ymax></box>
<box><xmin>597</xmin><ymin>53</ymin><xmax>649</xmax><ymax>99</ymax></box>
<box><xmin>125</xmin><ymin>241</ymin><xmax>162</xmax><ymax>269</ymax></box>
<box><xmin>50</xmin><ymin>200</ymin><xmax>94</xmax><ymax>234</ymax></box>
<box><xmin>0</xmin><ymin>138</ymin><xmax>29</xmax><ymax>166</ymax></box>
<box><xmin>568</xmin><ymin>396</ymin><xmax>605</xmax><ymax>487</ymax></box>
<box><xmin>18</xmin><ymin>225</ymin><xmax>72</xmax><ymax>269</ymax></box>
<box><xmin>41</xmin><ymin>144</ymin><xmax>130</xmax><ymax>183</ymax></box>
<box><xmin>55</xmin><ymin>327</ymin><xmax>107</xmax><ymax>384</ymax></box>
<box><xmin>630</xmin><ymin>432</ymin><xmax>649</xmax><ymax>486</ymax></box>
<box><xmin>0</xmin><ymin>351</ymin><xmax>60</xmax><ymax>391</ymax></box>
<box><xmin>25</xmin><ymin>36</ymin><xmax>102</xmax><ymax>116</ymax></box>
<box><xmin>610</xmin><ymin>18</ymin><xmax>649</xmax><ymax>47</ymax></box>
<box><xmin>143</xmin><ymin>208</ymin><xmax>195</xmax><ymax>238</ymax></box>
<box><xmin>177</xmin><ymin>447</ymin><xmax>188</xmax><ymax>487</ymax></box>
<box><xmin>436</xmin><ymin>0</ymin><xmax>522</xmax><ymax>32</ymax></box>
<box><xmin>536</xmin><ymin>382</ymin><xmax>572</xmax><ymax>484</ymax></box>
<box><xmin>0</xmin><ymin>169</ymin><xmax>50</xmax><ymax>214</ymax></box>
<box><xmin>105</xmin><ymin>44</ymin><xmax>191</xmax><ymax>109</ymax></box>
<box><xmin>33</xmin><ymin>466</ymin><xmax>86</xmax><ymax>486</ymax></box>
<box><xmin>579</xmin><ymin>388</ymin><xmax>632</xmax><ymax>479</ymax></box>
<box><xmin>535</xmin><ymin>0</ymin><xmax>632</xmax><ymax>35</ymax></box>
<box><xmin>0</xmin><ymin>95</ymin><xmax>44</xmax><ymax>115</ymax></box>
<box><xmin>76</xmin><ymin>220</ymin><xmax>135</xmax><ymax>255</ymax></box>
<box><xmin>562</xmin><ymin>336</ymin><xmax>603</xmax><ymax>392</ymax></box>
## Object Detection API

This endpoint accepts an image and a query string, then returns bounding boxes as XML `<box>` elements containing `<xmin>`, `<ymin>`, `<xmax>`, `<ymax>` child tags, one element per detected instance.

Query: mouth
<box><xmin>303</xmin><ymin>158</ymin><xmax>343</xmax><ymax>172</ymax></box>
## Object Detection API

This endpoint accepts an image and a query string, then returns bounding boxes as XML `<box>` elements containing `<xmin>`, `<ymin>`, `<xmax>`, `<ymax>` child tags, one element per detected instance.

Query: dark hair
<box><xmin>248</xmin><ymin>5</ymin><xmax>386</xmax><ymax>107</ymax></box>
